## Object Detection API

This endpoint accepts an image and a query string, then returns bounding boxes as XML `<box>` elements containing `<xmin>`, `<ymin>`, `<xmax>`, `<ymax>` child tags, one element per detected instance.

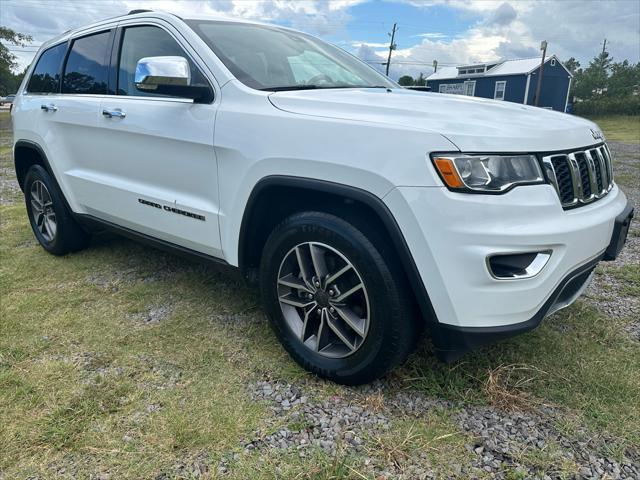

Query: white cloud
<box><xmin>412</xmin><ymin>33</ymin><xmax>448</xmax><ymax>39</ymax></box>
<box><xmin>351</xmin><ymin>41</ymin><xmax>389</xmax><ymax>48</ymax></box>
<box><xmin>486</xmin><ymin>2</ymin><xmax>517</xmax><ymax>26</ymax></box>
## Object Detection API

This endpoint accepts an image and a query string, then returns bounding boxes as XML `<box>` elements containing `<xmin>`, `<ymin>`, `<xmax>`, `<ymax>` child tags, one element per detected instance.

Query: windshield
<box><xmin>187</xmin><ymin>20</ymin><xmax>397</xmax><ymax>91</ymax></box>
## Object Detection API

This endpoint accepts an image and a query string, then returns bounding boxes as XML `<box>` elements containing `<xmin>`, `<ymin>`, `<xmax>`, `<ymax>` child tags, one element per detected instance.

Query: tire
<box><xmin>260</xmin><ymin>211</ymin><xmax>419</xmax><ymax>385</ymax></box>
<box><xmin>24</xmin><ymin>164</ymin><xmax>90</xmax><ymax>255</ymax></box>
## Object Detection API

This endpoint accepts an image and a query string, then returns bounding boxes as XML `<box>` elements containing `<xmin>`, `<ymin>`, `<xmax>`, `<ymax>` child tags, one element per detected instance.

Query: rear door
<box><xmin>37</xmin><ymin>29</ymin><xmax>115</xmax><ymax>213</ymax></box>
<box><xmin>85</xmin><ymin>22</ymin><xmax>222</xmax><ymax>257</ymax></box>
<box><xmin>15</xmin><ymin>42</ymin><xmax>69</xmax><ymax>193</ymax></box>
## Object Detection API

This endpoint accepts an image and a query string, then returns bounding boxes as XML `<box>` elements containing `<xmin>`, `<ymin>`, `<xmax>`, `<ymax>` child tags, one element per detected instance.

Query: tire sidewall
<box><xmin>24</xmin><ymin>165</ymin><xmax>68</xmax><ymax>254</ymax></box>
<box><xmin>261</xmin><ymin>213</ymin><xmax>404</xmax><ymax>383</ymax></box>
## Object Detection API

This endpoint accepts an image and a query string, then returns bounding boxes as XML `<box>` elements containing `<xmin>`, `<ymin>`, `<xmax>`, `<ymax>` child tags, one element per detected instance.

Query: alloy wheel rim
<box><xmin>30</xmin><ymin>180</ymin><xmax>57</xmax><ymax>242</ymax></box>
<box><xmin>277</xmin><ymin>242</ymin><xmax>370</xmax><ymax>358</ymax></box>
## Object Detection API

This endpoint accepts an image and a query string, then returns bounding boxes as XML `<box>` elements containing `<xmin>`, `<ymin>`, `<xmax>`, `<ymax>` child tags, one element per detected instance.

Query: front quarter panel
<box><xmin>214</xmin><ymin>81</ymin><xmax>457</xmax><ymax>265</ymax></box>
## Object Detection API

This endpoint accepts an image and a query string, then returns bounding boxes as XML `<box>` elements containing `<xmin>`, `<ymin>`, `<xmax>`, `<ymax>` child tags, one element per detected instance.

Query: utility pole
<box><xmin>433</xmin><ymin>60</ymin><xmax>438</xmax><ymax>73</ymax></box>
<box><xmin>534</xmin><ymin>40</ymin><xmax>547</xmax><ymax>107</ymax></box>
<box><xmin>601</xmin><ymin>38</ymin><xmax>607</xmax><ymax>56</ymax></box>
<box><xmin>385</xmin><ymin>23</ymin><xmax>397</xmax><ymax>76</ymax></box>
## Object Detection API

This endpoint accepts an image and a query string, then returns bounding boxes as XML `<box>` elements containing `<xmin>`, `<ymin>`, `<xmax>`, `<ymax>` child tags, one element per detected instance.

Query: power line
<box><xmin>364</xmin><ymin>60</ymin><xmax>458</xmax><ymax>66</ymax></box>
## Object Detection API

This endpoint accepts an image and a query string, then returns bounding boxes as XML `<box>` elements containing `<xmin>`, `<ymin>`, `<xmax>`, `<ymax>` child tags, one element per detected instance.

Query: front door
<box><xmin>463</xmin><ymin>80</ymin><xmax>476</xmax><ymax>97</ymax></box>
<box><xmin>77</xmin><ymin>24</ymin><xmax>222</xmax><ymax>258</ymax></box>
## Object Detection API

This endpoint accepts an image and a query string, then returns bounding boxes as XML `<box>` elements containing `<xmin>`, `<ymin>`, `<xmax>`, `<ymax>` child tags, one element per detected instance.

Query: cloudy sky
<box><xmin>2</xmin><ymin>0</ymin><xmax>639</xmax><ymax>80</ymax></box>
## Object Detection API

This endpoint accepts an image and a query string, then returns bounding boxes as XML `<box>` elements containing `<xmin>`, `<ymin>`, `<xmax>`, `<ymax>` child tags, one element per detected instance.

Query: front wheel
<box><xmin>260</xmin><ymin>212</ymin><xmax>419</xmax><ymax>385</ymax></box>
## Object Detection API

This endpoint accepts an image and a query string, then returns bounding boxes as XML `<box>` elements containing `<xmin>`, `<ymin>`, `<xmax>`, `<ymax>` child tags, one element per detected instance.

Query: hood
<box><xmin>268</xmin><ymin>88</ymin><xmax>601</xmax><ymax>152</ymax></box>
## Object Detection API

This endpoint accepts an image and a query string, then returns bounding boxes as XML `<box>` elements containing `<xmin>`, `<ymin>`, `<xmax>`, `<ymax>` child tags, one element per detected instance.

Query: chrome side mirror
<box><xmin>135</xmin><ymin>56</ymin><xmax>191</xmax><ymax>91</ymax></box>
<box><xmin>133</xmin><ymin>56</ymin><xmax>213</xmax><ymax>103</ymax></box>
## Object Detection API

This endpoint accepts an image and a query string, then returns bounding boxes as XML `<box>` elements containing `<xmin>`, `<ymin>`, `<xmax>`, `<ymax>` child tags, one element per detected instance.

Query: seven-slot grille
<box><xmin>542</xmin><ymin>144</ymin><xmax>614</xmax><ymax>209</ymax></box>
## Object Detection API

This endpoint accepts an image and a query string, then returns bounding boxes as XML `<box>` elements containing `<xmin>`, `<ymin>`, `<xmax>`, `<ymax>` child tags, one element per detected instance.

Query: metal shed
<box><xmin>426</xmin><ymin>55</ymin><xmax>573</xmax><ymax>112</ymax></box>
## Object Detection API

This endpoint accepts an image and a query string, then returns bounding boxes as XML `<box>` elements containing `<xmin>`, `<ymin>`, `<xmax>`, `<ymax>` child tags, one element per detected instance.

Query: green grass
<box><xmin>403</xmin><ymin>300</ymin><xmax>640</xmax><ymax>446</ymax></box>
<box><xmin>588</xmin><ymin>116</ymin><xmax>640</xmax><ymax>143</ymax></box>
<box><xmin>1</xmin><ymin>112</ymin><xmax>639</xmax><ymax>478</ymax></box>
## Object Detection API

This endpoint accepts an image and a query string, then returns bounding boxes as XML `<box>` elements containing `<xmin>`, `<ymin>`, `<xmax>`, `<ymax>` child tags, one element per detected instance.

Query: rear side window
<box><xmin>117</xmin><ymin>25</ymin><xmax>207</xmax><ymax>97</ymax></box>
<box><xmin>63</xmin><ymin>31</ymin><xmax>112</xmax><ymax>94</ymax></box>
<box><xmin>27</xmin><ymin>43</ymin><xmax>67</xmax><ymax>94</ymax></box>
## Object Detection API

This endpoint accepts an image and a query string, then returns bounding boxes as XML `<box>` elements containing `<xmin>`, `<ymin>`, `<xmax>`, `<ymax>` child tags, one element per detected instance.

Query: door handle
<box><xmin>40</xmin><ymin>103</ymin><xmax>58</xmax><ymax>112</ymax></box>
<box><xmin>102</xmin><ymin>108</ymin><xmax>126</xmax><ymax>119</ymax></box>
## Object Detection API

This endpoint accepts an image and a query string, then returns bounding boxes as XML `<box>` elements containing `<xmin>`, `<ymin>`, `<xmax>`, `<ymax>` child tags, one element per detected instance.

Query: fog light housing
<box><xmin>487</xmin><ymin>251</ymin><xmax>551</xmax><ymax>279</ymax></box>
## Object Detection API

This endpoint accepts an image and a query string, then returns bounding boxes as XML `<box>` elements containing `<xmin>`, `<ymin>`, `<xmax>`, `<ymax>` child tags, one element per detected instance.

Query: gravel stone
<box><xmin>246</xmin><ymin>380</ymin><xmax>392</xmax><ymax>458</ymax></box>
<box><xmin>243</xmin><ymin>379</ymin><xmax>639</xmax><ymax>479</ymax></box>
<box><xmin>456</xmin><ymin>405</ymin><xmax>639</xmax><ymax>479</ymax></box>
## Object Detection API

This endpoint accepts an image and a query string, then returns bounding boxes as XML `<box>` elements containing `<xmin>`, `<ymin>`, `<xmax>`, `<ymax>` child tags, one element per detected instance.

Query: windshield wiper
<box><xmin>259</xmin><ymin>85</ymin><xmax>319</xmax><ymax>92</ymax></box>
<box><xmin>259</xmin><ymin>85</ymin><xmax>393</xmax><ymax>92</ymax></box>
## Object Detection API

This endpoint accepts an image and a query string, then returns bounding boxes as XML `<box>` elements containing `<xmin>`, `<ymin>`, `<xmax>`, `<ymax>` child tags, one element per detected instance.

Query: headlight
<box><xmin>431</xmin><ymin>154</ymin><xmax>544</xmax><ymax>193</ymax></box>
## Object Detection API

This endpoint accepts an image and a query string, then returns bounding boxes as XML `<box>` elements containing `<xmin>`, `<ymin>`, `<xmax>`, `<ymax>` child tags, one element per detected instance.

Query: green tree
<box><xmin>607</xmin><ymin>60</ymin><xmax>640</xmax><ymax>98</ymax></box>
<box><xmin>574</xmin><ymin>50</ymin><xmax>612</xmax><ymax>99</ymax></box>
<box><xmin>1</xmin><ymin>26</ymin><xmax>33</xmax><ymax>95</ymax></box>
<box><xmin>563</xmin><ymin>57</ymin><xmax>581</xmax><ymax>101</ymax></box>
<box><xmin>398</xmin><ymin>75</ymin><xmax>415</xmax><ymax>86</ymax></box>
<box><xmin>571</xmin><ymin>48</ymin><xmax>640</xmax><ymax>116</ymax></box>
<box><xmin>563</xmin><ymin>57</ymin><xmax>580</xmax><ymax>75</ymax></box>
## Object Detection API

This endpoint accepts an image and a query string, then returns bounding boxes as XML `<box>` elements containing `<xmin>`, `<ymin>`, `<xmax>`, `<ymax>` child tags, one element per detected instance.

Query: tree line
<box><xmin>397</xmin><ymin>73</ymin><xmax>427</xmax><ymax>87</ymax></box>
<box><xmin>564</xmin><ymin>49</ymin><xmax>639</xmax><ymax>116</ymax></box>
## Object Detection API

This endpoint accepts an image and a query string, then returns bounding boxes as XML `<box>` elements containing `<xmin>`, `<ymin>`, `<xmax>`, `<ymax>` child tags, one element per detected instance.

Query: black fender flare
<box><xmin>238</xmin><ymin>175</ymin><xmax>441</xmax><ymax>330</ymax></box>
<box><xmin>14</xmin><ymin>139</ymin><xmax>76</xmax><ymax>214</ymax></box>
<box><xmin>14</xmin><ymin>140</ymin><xmax>54</xmax><ymax>189</ymax></box>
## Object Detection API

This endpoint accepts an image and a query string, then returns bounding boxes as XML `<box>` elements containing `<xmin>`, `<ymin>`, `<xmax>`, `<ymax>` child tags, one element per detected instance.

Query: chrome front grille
<box><xmin>542</xmin><ymin>144</ymin><xmax>614</xmax><ymax>209</ymax></box>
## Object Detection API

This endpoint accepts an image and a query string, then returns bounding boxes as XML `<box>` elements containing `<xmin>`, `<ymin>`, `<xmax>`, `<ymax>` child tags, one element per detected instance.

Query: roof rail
<box><xmin>128</xmin><ymin>9</ymin><xmax>153</xmax><ymax>15</ymax></box>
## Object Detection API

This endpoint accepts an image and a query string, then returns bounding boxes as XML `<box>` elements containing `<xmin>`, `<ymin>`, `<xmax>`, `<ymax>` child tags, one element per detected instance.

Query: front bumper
<box><xmin>384</xmin><ymin>183</ymin><xmax>631</xmax><ymax>360</ymax></box>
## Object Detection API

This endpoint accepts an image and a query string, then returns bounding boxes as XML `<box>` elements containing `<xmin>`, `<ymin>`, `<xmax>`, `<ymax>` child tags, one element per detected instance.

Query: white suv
<box><xmin>12</xmin><ymin>11</ymin><xmax>633</xmax><ymax>385</ymax></box>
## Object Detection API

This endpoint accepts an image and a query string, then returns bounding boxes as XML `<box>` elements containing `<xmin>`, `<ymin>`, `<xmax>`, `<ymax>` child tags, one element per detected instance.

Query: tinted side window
<box><xmin>117</xmin><ymin>26</ymin><xmax>208</xmax><ymax>97</ymax></box>
<box><xmin>27</xmin><ymin>43</ymin><xmax>67</xmax><ymax>94</ymax></box>
<box><xmin>63</xmin><ymin>31</ymin><xmax>111</xmax><ymax>94</ymax></box>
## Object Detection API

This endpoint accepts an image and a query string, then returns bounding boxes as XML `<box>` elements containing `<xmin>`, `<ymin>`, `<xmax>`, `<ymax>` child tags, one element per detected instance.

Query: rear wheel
<box><xmin>24</xmin><ymin>165</ymin><xmax>90</xmax><ymax>255</ymax></box>
<box><xmin>260</xmin><ymin>211</ymin><xmax>419</xmax><ymax>385</ymax></box>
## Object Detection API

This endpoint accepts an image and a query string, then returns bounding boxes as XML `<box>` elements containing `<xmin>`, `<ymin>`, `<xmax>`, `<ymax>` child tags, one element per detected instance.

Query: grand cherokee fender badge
<box><xmin>138</xmin><ymin>198</ymin><xmax>206</xmax><ymax>221</ymax></box>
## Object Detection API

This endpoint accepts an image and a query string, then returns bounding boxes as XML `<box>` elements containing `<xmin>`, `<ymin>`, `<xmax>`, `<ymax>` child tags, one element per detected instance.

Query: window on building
<box><xmin>550</xmin><ymin>58</ymin><xmax>556</xmax><ymax>67</ymax></box>
<box><xmin>117</xmin><ymin>26</ymin><xmax>208</xmax><ymax>97</ymax></box>
<box><xmin>439</xmin><ymin>84</ymin><xmax>446</xmax><ymax>93</ymax></box>
<box><xmin>494</xmin><ymin>80</ymin><xmax>506</xmax><ymax>100</ymax></box>
<box><xmin>27</xmin><ymin>43</ymin><xmax>67</xmax><ymax>94</ymax></box>
<box><xmin>63</xmin><ymin>31</ymin><xmax>112</xmax><ymax>94</ymax></box>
